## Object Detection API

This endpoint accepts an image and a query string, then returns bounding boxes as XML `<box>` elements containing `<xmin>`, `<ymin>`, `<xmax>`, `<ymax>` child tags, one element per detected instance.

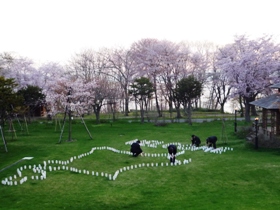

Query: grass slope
<box><xmin>0</xmin><ymin>119</ymin><xmax>280</xmax><ymax>210</ymax></box>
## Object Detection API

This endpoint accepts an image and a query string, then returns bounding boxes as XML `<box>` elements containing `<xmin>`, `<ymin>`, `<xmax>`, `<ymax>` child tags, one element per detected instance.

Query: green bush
<box><xmin>236</xmin><ymin>126</ymin><xmax>252</xmax><ymax>139</ymax></box>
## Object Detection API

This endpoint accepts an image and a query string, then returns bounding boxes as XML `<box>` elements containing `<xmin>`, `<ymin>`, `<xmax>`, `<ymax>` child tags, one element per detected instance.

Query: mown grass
<box><xmin>0</xmin><ymin>118</ymin><xmax>280</xmax><ymax>210</ymax></box>
<box><xmin>79</xmin><ymin>109</ymin><xmax>236</xmax><ymax>121</ymax></box>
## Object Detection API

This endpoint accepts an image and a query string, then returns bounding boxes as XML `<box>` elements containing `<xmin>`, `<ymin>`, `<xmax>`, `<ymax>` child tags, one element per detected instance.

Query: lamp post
<box><xmin>255</xmin><ymin>117</ymin><xmax>259</xmax><ymax>149</ymax></box>
<box><xmin>234</xmin><ymin>109</ymin><xmax>237</xmax><ymax>132</ymax></box>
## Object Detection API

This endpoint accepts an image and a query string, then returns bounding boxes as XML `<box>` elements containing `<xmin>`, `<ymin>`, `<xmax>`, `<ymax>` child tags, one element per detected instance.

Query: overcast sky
<box><xmin>1</xmin><ymin>0</ymin><xmax>280</xmax><ymax>65</ymax></box>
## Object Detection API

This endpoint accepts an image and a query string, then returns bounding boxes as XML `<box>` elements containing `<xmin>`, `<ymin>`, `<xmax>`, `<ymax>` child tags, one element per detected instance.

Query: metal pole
<box><xmin>234</xmin><ymin>109</ymin><xmax>237</xmax><ymax>132</ymax></box>
<box><xmin>0</xmin><ymin>126</ymin><xmax>8</xmax><ymax>152</ymax></box>
<box><xmin>255</xmin><ymin>118</ymin><xmax>259</xmax><ymax>149</ymax></box>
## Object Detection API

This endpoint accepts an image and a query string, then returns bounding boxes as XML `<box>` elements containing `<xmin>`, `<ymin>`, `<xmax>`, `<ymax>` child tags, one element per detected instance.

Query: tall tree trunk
<box><xmin>153</xmin><ymin>76</ymin><xmax>162</xmax><ymax>117</ymax></box>
<box><xmin>95</xmin><ymin>111</ymin><xmax>100</xmax><ymax>124</ymax></box>
<box><xmin>168</xmin><ymin>97</ymin><xmax>173</xmax><ymax>119</ymax></box>
<box><xmin>187</xmin><ymin>101</ymin><xmax>192</xmax><ymax>125</ymax></box>
<box><xmin>124</xmin><ymin>89</ymin><xmax>129</xmax><ymax>116</ymax></box>
<box><xmin>251</xmin><ymin>105</ymin><xmax>257</xmax><ymax>116</ymax></box>
<box><xmin>175</xmin><ymin>106</ymin><xmax>181</xmax><ymax>119</ymax></box>
<box><xmin>134</xmin><ymin>97</ymin><xmax>138</xmax><ymax>119</ymax></box>
<box><xmin>220</xmin><ymin>104</ymin><xmax>225</xmax><ymax>113</ymax></box>
<box><xmin>93</xmin><ymin>105</ymin><xmax>101</xmax><ymax>124</ymax></box>
<box><xmin>68</xmin><ymin>110</ymin><xmax>72</xmax><ymax>141</ymax></box>
<box><xmin>244</xmin><ymin>97</ymin><xmax>251</xmax><ymax>122</ymax></box>
<box><xmin>140</xmin><ymin>100</ymin><xmax>144</xmax><ymax>123</ymax></box>
<box><xmin>239</xmin><ymin>96</ymin><xmax>244</xmax><ymax>117</ymax></box>
<box><xmin>220</xmin><ymin>98</ymin><xmax>227</xmax><ymax>113</ymax></box>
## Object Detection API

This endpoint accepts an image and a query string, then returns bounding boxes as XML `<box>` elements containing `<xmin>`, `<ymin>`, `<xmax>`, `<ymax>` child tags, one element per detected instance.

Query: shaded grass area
<box><xmin>0</xmin><ymin>119</ymin><xmax>280</xmax><ymax>210</ymax></box>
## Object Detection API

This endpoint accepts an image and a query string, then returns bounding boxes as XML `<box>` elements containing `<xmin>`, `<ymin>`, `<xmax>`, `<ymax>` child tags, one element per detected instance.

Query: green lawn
<box><xmin>0</xmin><ymin>119</ymin><xmax>279</xmax><ymax>210</ymax></box>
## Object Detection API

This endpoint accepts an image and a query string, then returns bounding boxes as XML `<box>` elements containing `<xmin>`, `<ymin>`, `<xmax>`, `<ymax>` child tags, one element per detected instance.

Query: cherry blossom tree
<box><xmin>0</xmin><ymin>52</ymin><xmax>14</xmax><ymax>76</ymax></box>
<box><xmin>37</xmin><ymin>62</ymin><xmax>66</xmax><ymax>90</ymax></box>
<box><xmin>106</xmin><ymin>81</ymin><xmax>122</xmax><ymax>121</ymax></box>
<box><xmin>206</xmin><ymin>47</ymin><xmax>233</xmax><ymax>113</ymax></box>
<box><xmin>46</xmin><ymin>75</ymin><xmax>91</xmax><ymax>141</ymax></box>
<box><xmin>131</xmin><ymin>39</ymin><xmax>179</xmax><ymax>117</ymax></box>
<box><xmin>35</xmin><ymin>62</ymin><xmax>67</xmax><ymax>119</ymax></box>
<box><xmin>208</xmin><ymin>66</ymin><xmax>233</xmax><ymax>113</ymax></box>
<box><xmin>101</xmin><ymin>48</ymin><xmax>137</xmax><ymax>116</ymax></box>
<box><xmin>67</xmin><ymin>49</ymin><xmax>98</xmax><ymax>82</ymax></box>
<box><xmin>83</xmin><ymin>76</ymin><xmax>117</xmax><ymax>124</ymax></box>
<box><xmin>4</xmin><ymin>56</ymin><xmax>38</xmax><ymax>89</ymax></box>
<box><xmin>216</xmin><ymin>35</ymin><xmax>280</xmax><ymax>121</ymax></box>
<box><xmin>158</xmin><ymin>43</ymin><xmax>188</xmax><ymax>119</ymax></box>
<box><xmin>180</xmin><ymin>41</ymin><xmax>213</xmax><ymax>109</ymax></box>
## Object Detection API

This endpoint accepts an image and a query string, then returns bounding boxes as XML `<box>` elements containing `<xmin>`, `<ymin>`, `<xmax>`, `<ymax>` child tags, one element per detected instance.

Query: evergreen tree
<box><xmin>174</xmin><ymin>75</ymin><xmax>202</xmax><ymax>125</ymax></box>
<box><xmin>130</xmin><ymin>77</ymin><xmax>154</xmax><ymax>123</ymax></box>
<box><xmin>0</xmin><ymin>76</ymin><xmax>22</xmax><ymax>127</ymax></box>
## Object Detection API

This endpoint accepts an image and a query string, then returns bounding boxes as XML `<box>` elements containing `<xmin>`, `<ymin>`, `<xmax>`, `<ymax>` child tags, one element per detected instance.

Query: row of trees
<box><xmin>0</xmin><ymin>35</ymin><xmax>279</xmax><ymax>125</ymax></box>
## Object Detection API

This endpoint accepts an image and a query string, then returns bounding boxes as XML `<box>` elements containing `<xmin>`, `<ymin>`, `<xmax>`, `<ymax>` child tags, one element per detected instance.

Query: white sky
<box><xmin>1</xmin><ymin>0</ymin><xmax>280</xmax><ymax>65</ymax></box>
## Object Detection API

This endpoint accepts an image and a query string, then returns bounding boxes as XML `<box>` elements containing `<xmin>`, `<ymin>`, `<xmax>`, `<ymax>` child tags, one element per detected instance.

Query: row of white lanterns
<box><xmin>1</xmin><ymin>139</ymin><xmax>233</xmax><ymax>186</ymax></box>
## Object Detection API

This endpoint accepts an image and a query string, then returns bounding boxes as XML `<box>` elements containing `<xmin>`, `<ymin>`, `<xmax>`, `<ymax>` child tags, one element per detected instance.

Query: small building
<box><xmin>249</xmin><ymin>83</ymin><xmax>280</xmax><ymax>147</ymax></box>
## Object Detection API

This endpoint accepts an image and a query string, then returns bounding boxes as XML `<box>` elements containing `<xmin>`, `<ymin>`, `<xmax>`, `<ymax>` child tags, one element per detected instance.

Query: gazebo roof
<box><xmin>250</xmin><ymin>93</ymin><xmax>280</xmax><ymax>109</ymax></box>
<box><xmin>270</xmin><ymin>83</ymin><xmax>280</xmax><ymax>89</ymax></box>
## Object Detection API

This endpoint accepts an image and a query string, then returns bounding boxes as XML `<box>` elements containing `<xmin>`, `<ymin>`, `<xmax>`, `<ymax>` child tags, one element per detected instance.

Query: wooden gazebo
<box><xmin>250</xmin><ymin>83</ymin><xmax>280</xmax><ymax>146</ymax></box>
